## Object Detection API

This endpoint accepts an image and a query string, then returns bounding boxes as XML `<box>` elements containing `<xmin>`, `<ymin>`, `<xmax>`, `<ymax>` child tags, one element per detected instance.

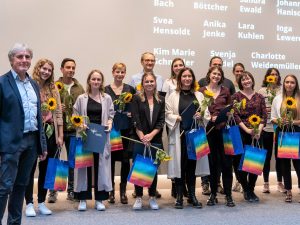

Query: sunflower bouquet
<box><xmin>136</xmin><ymin>83</ymin><xmax>142</xmax><ymax>92</ymax></box>
<box><xmin>278</xmin><ymin>97</ymin><xmax>297</xmax><ymax>128</ymax></box>
<box><xmin>55</xmin><ymin>81</ymin><xmax>74</xmax><ymax>127</ymax></box>
<box><xmin>113</xmin><ymin>92</ymin><xmax>133</xmax><ymax>111</ymax></box>
<box><xmin>265</xmin><ymin>75</ymin><xmax>277</xmax><ymax>105</ymax></box>
<box><xmin>69</xmin><ymin>115</ymin><xmax>90</xmax><ymax>140</ymax></box>
<box><xmin>41</xmin><ymin>97</ymin><xmax>57</xmax><ymax>112</ymax></box>
<box><xmin>248</xmin><ymin>114</ymin><xmax>261</xmax><ymax>136</ymax></box>
<box><xmin>41</xmin><ymin>97</ymin><xmax>58</xmax><ymax>138</ymax></box>
<box><xmin>199</xmin><ymin>89</ymin><xmax>214</xmax><ymax>118</ymax></box>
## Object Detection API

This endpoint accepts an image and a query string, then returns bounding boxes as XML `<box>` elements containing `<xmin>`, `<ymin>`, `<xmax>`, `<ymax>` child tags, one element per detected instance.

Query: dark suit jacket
<box><xmin>131</xmin><ymin>94</ymin><xmax>165</xmax><ymax>145</ymax></box>
<box><xmin>0</xmin><ymin>71</ymin><xmax>47</xmax><ymax>154</ymax></box>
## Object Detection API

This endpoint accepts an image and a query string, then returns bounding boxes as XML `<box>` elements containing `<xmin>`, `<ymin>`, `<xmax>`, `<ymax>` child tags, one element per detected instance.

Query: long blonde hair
<box><xmin>138</xmin><ymin>72</ymin><xmax>161</xmax><ymax>103</ymax></box>
<box><xmin>32</xmin><ymin>58</ymin><xmax>57</xmax><ymax>98</ymax></box>
<box><xmin>281</xmin><ymin>74</ymin><xmax>300</xmax><ymax>120</ymax></box>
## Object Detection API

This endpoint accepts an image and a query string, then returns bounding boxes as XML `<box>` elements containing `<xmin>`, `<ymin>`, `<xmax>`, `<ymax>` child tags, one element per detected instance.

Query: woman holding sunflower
<box><xmin>232</xmin><ymin>71</ymin><xmax>267</xmax><ymax>203</ymax></box>
<box><xmin>104</xmin><ymin>63</ymin><xmax>135</xmax><ymax>204</ymax></box>
<box><xmin>271</xmin><ymin>74</ymin><xmax>300</xmax><ymax>202</ymax></box>
<box><xmin>258</xmin><ymin>68</ymin><xmax>284</xmax><ymax>194</ymax></box>
<box><xmin>199</xmin><ymin>66</ymin><xmax>235</xmax><ymax>207</ymax></box>
<box><xmin>166</xmin><ymin>67</ymin><xmax>209</xmax><ymax>209</ymax></box>
<box><xmin>73</xmin><ymin>69</ymin><xmax>114</xmax><ymax>211</ymax></box>
<box><xmin>25</xmin><ymin>59</ymin><xmax>64</xmax><ymax>216</ymax></box>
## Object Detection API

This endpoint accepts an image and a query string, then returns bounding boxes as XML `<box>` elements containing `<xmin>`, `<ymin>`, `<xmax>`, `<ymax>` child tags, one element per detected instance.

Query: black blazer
<box><xmin>0</xmin><ymin>71</ymin><xmax>47</xmax><ymax>154</ymax></box>
<box><xmin>131</xmin><ymin>94</ymin><xmax>165</xmax><ymax>144</ymax></box>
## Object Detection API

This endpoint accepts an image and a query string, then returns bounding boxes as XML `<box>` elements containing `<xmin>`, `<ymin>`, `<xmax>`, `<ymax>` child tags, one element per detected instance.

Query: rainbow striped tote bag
<box><xmin>69</xmin><ymin>137</ymin><xmax>94</xmax><ymax>168</ymax></box>
<box><xmin>110</xmin><ymin>126</ymin><xmax>123</xmax><ymax>151</ymax></box>
<box><xmin>186</xmin><ymin>127</ymin><xmax>210</xmax><ymax>160</ymax></box>
<box><xmin>44</xmin><ymin>158</ymin><xmax>69</xmax><ymax>191</ymax></box>
<box><xmin>277</xmin><ymin>132</ymin><xmax>300</xmax><ymax>159</ymax></box>
<box><xmin>128</xmin><ymin>146</ymin><xmax>158</xmax><ymax>188</ymax></box>
<box><xmin>239</xmin><ymin>145</ymin><xmax>267</xmax><ymax>175</ymax></box>
<box><xmin>222</xmin><ymin>126</ymin><xmax>244</xmax><ymax>155</ymax></box>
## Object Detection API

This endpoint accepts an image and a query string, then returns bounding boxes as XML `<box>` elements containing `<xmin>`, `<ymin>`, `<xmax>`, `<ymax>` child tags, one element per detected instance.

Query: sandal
<box><xmin>285</xmin><ymin>192</ymin><xmax>292</xmax><ymax>203</ymax></box>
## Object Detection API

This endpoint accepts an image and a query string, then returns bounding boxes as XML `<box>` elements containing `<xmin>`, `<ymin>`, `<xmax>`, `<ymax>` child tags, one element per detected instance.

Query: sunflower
<box><xmin>55</xmin><ymin>81</ymin><xmax>64</xmax><ymax>92</ymax></box>
<box><xmin>47</xmin><ymin>97</ymin><xmax>57</xmax><ymax>111</ymax></box>
<box><xmin>194</xmin><ymin>82</ymin><xmax>200</xmax><ymax>92</ymax></box>
<box><xmin>284</xmin><ymin>97</ymin><xmax>296</xmax><ymax>109</ymax></box>
<box><xmin>248</xmin><ymin>114</ymin><xmax>261</xmax><ymax>127</ymax></box>
<box><xmin>136</xmin><ymin>83</ymin><xmax>142</xmax><ymax>91</ymax></box>
<box><xmin>124</xmin><ymin>93</ymin><xmax>133</xmax><ymax>103</ymax></box>
<box><xmin>241</xmin><ymin>98</ymin><xmax>246</xmax><ymax>110</ymax></box>
<box><xmin>266</xmin><ymin>75</ymin><xmax>276</xmax><ymax>84</ymax></box>
<box><xmin>204</xmin><ymin>90</ymin><xmax>214</xmax><ymax>98</ymax></box>
<box><xmin>70</xmin><ymin>115</ymin><xmax>83</xmax><ymax>127</ymax></box>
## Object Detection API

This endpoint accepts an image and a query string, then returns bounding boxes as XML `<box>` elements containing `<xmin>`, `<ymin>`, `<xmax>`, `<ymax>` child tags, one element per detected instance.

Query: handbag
<box><xmin>127</xmin><ymin>145</ymin><xmax>158</xmax><ymax>187</ymax></box>
<box><xmin>69</xmin><ymin>137</ymin><xmax>94</xmax><ymax>168</ymax></box>
<box><xmin>186</xmin><ymin>120</ymin><xmax>210</xmax><ymax>160</ymax></box>
<box><xmin>277</xmin><ymin>131</ymin><xmax>300</xmax><ymax>159</ymax></box>
<box><xmin>222</xmin><ymin>125</ymin><xmax>244</xmax><ymax>155</ymax></box>
<box><xmin>44</xmin><ymin>148</ymin><xmax>69</xmax><ymax>191</ymax></box>
<box><xmin>239</xmin><ymin>144</ymin><xmax>267</xmax><ymax>175</ymax></box>
<box><xmin>110</xmin><ymin>125</ymin><xmax>123</xmax><ymax>151</ymax></box>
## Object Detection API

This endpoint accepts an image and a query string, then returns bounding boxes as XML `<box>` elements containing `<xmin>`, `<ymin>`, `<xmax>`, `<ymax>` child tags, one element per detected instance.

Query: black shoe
<box><xmin>243</xmin><ymin>191</ymin><xmax>253</xmax><ymax>202</ymax></box>
<box><xmin>120</xmin><ymin>183</ymin><xmax>128</xmax><ymax>204</ymax></box>
<box><xmin>155</xmin><ymin>190</ymin><xmax>162</xmax><ymax>199</ymax></box>
<box><xmin>217</xmin><ymin>183</ymin><xmax>225</xmax><ymax>195</ymax></box>
<box><xmin>202</xmin><ymin>183</ymin><xmax>211</xmax><ymax>196</ymax></box>
<box><xmin>225</xmin><ymin>195</ymin><xmax>235</xmax><ymax>207</ymax></box>
<box><xmin>174</xmin><ymin>184</ymin><xmax>183</xmax><ymax>209</ymax></box>
<box><xmin>108</xmin><ymin>191</ymin><xmax>115</xmax><ymax>204</ymax></box>
<box><xmin>249</xmin><ymin>191</ymin><xmax>259</xmax><ymax>202</ymax></box>
<box><xmin>206</xmin><ymin>194</ymin><xmax>218</xmax><ymax>206</ymax></box>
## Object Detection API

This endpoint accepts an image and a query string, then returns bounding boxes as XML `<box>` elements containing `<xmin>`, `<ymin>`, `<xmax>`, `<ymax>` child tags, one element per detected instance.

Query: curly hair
<box><xmin>32</xmin><ymin>58</ymin><xmax>56</xmax><ymax>98</ymax></box>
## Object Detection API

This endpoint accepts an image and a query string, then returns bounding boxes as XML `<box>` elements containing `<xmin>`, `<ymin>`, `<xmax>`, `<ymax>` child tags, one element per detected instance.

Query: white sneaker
<box><xmin>25</xmin><ymin>203</ymin><xmax>36</xmax><ymax>217</ymax></box>
<box><xmin>133</xmin><ymin>197</ymin><xmax>142</xmax><ymax>210</ymax></box>
<box><xmin>38</xmin><ymin>202</ymin><xmax>52</xmax><ymax>215</ymax></box>
<box><xmin>78</xmin><ymin>200</ymin><xmax>87</xmax><ymax>211</ymax></box>
<box><xmin>95</xmin><ymin>201</ymin><xmax>106</xmax><ymax>211</ymax></box>
<box><xmin>149</xmin><ymin>197</ymin><xmax>159</xmax><ymax>210</ymax></box>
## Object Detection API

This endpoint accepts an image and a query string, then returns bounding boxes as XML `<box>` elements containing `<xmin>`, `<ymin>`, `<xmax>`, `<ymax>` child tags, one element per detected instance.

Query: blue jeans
<box><xmin>0</xmin><ymin>132</ymin><xmax>38</xmax><ymax>225</ymax></box>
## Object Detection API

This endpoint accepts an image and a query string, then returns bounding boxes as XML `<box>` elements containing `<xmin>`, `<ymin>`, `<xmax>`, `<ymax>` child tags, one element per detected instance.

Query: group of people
<box><xmin>0</xmin><ymin>43</ymin><xmax>299</xmax><ymax>225</ymax></box>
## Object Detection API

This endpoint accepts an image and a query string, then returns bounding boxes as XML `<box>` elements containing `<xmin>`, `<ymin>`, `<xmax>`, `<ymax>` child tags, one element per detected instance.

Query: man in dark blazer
<box><xmin>0</xmin><ymin>43</ymin><xmax>47</xmax><ymax>225</ymax></box>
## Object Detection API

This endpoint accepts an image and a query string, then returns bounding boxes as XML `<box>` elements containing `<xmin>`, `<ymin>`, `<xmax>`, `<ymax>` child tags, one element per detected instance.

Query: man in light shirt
<box><xmin>0</xmin><ymin>43</ymin><xmax>47</xmax><ymax>225</ymax></box>
<box><xmin>130</xmin><ymin>52</ymin><xmax>164</xmax><ymax>91</ymax></box>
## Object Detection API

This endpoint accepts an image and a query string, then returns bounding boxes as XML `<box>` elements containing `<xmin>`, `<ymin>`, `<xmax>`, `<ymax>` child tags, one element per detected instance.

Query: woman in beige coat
<box><xmin>73</xmin><ymin>69</ymin><xmax>114</xmax><ymax>211</ymax></box>
<box><xmin>166</xmin><ymin>67</ymin><xmax>210</xmax><ymax>209</ymax></box>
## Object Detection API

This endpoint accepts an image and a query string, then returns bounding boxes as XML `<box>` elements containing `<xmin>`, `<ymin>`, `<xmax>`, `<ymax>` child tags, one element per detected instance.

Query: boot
<box><xmin>207</xmin><ymin>193</ymin><xmax>218</xmax><ymax>206</ymax></box>
<box><xmin>120</xmin><ymin>183</ymin><xmax>128</xmax><ymax>204</ymax></box>
<box><xmin>174</xmin><ymin>184</ymin><xmax>183</xmax><ymax>209</ymax></box>
<box><xmin>171</xmin><ymin>180</ymin><xmax>177</xmax><ymax>198</ymax></box>
<box><xmin>187</xmin><ymin>185</ymin><xmax>202</xmax><ymax>208</ymax></box>
<box><xmin>108</xmin><ymin>184</ymin><xmax>115</xmax><ymax>204</ymax></box>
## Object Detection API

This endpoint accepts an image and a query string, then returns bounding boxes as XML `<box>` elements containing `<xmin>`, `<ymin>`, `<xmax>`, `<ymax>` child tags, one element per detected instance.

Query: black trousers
<box><xmin>0</xmin><ymin>132</ymin><xmax>38</xmax><ymax>225</ymax></box>
<box><xmin>174</xmin><ymin>134</ymin><xmax>196</xmax><ymax>187</ymax></box>
<box><xmin>132</xmin><ymin>143</ymin><xmax>161</xmax><ymax>197</ymax></box>
<box><xmin>25</xmin><ymin>131</ymin><xmax>57</xmax><ymax>204</ymax></box>
<box><xmin>206</xmin><ymin>122</ymin><xmax>233</xmax><ymax>196</ymax></box>
<box><xmin>238</xmin><ymin>129</ymin><xmax>260</xmax><ymax>193</ymax></box>
<box><xmin>275</xmin><ymin>126</ymin><xmax>300</xmax><ymax>190</ymax></box>
<box><xmin>64</xmin><ymin>131</ymin><xmax>75</xmax><ymax>194</ymax></box>
<box><xmin>110</xmin><ymin>129</ymin><xmax>131</xmax><ymax>186</ymax></box>
<box><xmin>262</xmin><ymin>131</ymin><xmax>283</xmax><ymax>183</ymax></box>
<box><xmin>74</xmin><ymin>153</ymin><xmax>109</xmax><ymax>201</ymax></box>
